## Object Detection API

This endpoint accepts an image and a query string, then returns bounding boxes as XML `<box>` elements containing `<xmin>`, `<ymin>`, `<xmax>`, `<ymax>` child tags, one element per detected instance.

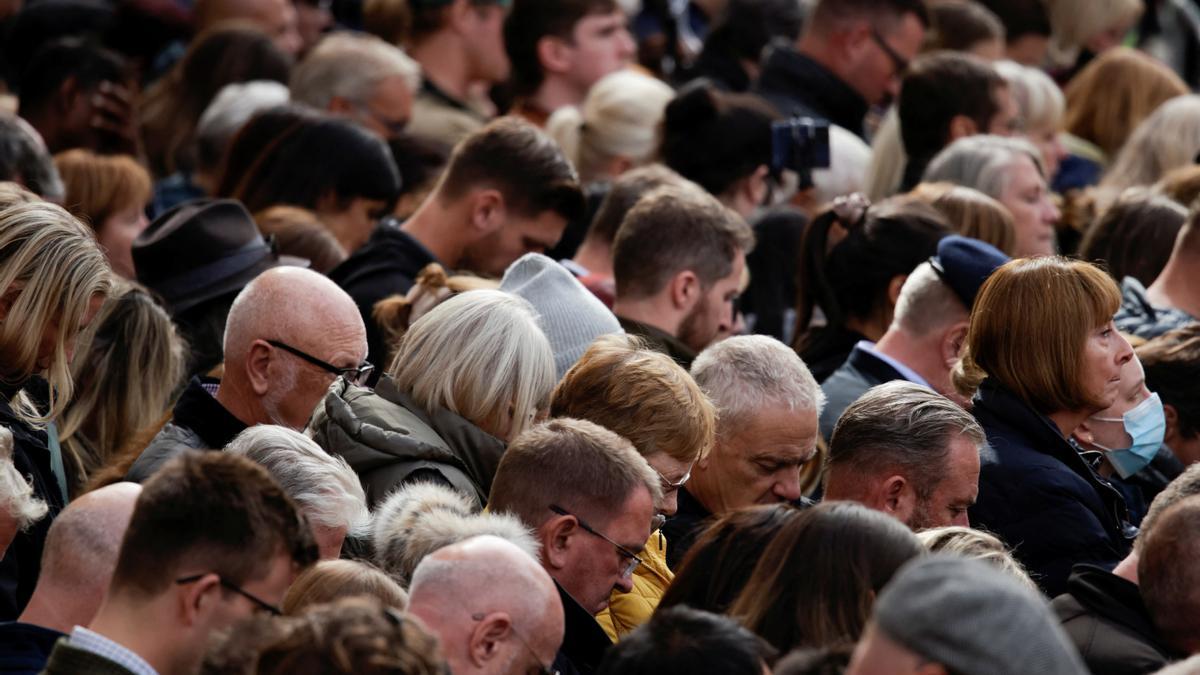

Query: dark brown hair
<box><xmin>1138</xmin><ymin>325</ymin><xmax>1200</xmax><ymax>443</ymax></box>
<box><xmin>586</xmin><ymin>164</ymin><xmax>688</xmax><ymax>245</ymax></box>
<box><xmin>503</xmin><ymin>0</ymin><xmax>619</xmax><ymax>96</ymax></box>
<box><xmin>727</xmin><ymin>502</ymin><xmax>923</xmax><ymax>652</ymax></box>
<box><xmin>110</xmin><ymin>452</ymin><xmax>318</xmax><ymax>598</ymax></box>
<box><xmin>1079</xmin><ymin>188</ymin><xmax>1186</xmax><ymax>287</ymax></box>
<box><xmin>923</xmin><ymin>0</ymin><xmax>1005</xmax><ymax>53</ymax></box>
<box><xmin>898</xmin><ymin>52</ymin><xmax>1006</xmax><ymax>172</ymax></box>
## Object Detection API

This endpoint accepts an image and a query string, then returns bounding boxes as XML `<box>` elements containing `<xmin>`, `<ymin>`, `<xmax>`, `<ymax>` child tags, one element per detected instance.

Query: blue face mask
<box><xmin>1091</xmin><ymin>392</ymin><xmax>1167</xmax><ymax>479</ymax></box>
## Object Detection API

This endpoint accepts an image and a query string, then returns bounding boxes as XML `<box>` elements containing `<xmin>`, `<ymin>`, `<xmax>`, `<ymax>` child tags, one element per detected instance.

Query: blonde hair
<box><xmin>1044</xmin><ymin>0</ymin><xmax>1142</xmax><ymax>69</ymax></box>
<box><xmin>1101</xmin><ymin>95</ymin><xmax>1200</xmax><ymax>194</ymax></box>
<box><xmin>1064</xmin><ymin>47</ymin><xmax>1188</xmax><ymax>159</ymax></box>
<box><xmin>283</xmin><ymin>560</ymin><xmax>408</xmax><ymax>615</ymax></box>
<box><xmin>909</xmin><ymin>182</ymin><xmax>1016</xmax><ymax>255</ymax></box>
<box><xmin>916</xmin><ymin>526</ymin><xmax>1037</xmax><ymax>590</ymax></box>
<box><xmin>389</xmin><ymin>289</ymin><xmax>554</xmax><ymax>441</ymax></box>
<box><xmin>546</xmin><ymin>70</ymin><xmax>675</xmax><ymax>185</ymax></box>
<box><xmin>551</xmin><ymin>334</ymin><xmax>717</xmax><ymax>465</ymax></box>
<box><xmin>0</xmin><ymin>201</ymin><xmax>113</xmax><ymax>423</ymax></box>
<box><xmin>953</xmin><ymin>257</ymin><xmax>1122</xmax><ymax>414</ymax></box>
<box><xmin>863</xmin><ymin>108</ymin><xmax>907</xmax><ymax>201</ymax></box>
<box><xmin>993</xmin><ymin>60</ymin><xmax>1064</xmax><ymax>135</ymax></box>
<box><xmin>58</xmin><ymin>282</ymin><xmax>185</xmax><ymax>487</ymax></box>
<box><xmin>1155</xmin><ymin>164</ymin><xmax>1200</xmax><ymax>209</ymax></box>
<box><xmin>373</xmin><ymin>263</ymin><xmax>498</xmax><ymax>365</ymax></box>
<box><xmin>54</xmin><ymin>150</ymin><xmax>152</xmax><ymax>234</ymax></box>
<box><xmin>0</xmin><ymin>425</ymin><xmax>48</xmax><ymax>530</ymax></box>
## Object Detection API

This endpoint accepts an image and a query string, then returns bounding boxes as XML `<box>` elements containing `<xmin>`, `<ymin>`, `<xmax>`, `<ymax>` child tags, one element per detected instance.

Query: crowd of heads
<box><xmin>2</xmin><ymin>0</ymin><xmax>1200</xmax><ymax>673</ymax></box>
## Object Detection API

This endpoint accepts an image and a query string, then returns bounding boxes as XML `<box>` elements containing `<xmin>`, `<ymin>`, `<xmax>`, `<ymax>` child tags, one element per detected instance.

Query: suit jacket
<box><xmin>819</xmin><ymin>344</ymin><xmax>907</xmax><ymax>439</ymax></box>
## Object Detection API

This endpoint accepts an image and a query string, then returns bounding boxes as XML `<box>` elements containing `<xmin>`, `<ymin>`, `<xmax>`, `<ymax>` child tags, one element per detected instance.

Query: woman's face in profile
<box><xmin>1076</xmin><ymin>320</ymin><xmax>1135</xmax><ymax>414</ymax></box>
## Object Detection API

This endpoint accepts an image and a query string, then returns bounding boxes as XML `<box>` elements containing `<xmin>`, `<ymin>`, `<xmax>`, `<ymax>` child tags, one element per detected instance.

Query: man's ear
<box><xmin>667</xmin><ymin>270</ymin><xmax>701</xmax><ymax>312</ymax></box>
<box><xmin>540</xmin><ymin>516</ymin><xmax>578</xmax><ymax>572</ymax></box>
<box><xmin>245</xmin><ymin>340</ymin><xmax>274</xmax><ymax>396</ymax></box>
<box><xmin>178</xmin><ymin>573</ymin><xmax>221</xmax><ymax>628</ymax></box>
<box><xmin>880</xmin><ymin>475</ymin><xmax>913</xmax><ymax>519</ymax></box>
<box><xmin>467</xmin><ymin>611</ymin><xmax>512</xmax><ymax>667</ymax></box>
<box><xmin>941</xmin><ymin>321</ymin><xmax>969</xmax><ymax>365</ymax></box>
<box><xmin>1072</xmin><ymin>419</ymin><xmax>1096</xmax><ymax>447</ymax></box>
<box><xmin>887</xmin><ymin>274</ymin><xmax>907</xmax><ymax>307</ymax></box>
<box><xmin>468</xmin><ymin>189</ymin><xmax>506</xmax><ymax>235</ymax></box>
<box><xmin>56</xmin><ymin>76</ymin><xmax>83</xmax><ymax>115</ymax></box>
<box><xmin>947</xmin><ymin>114</ymin><xmax>979</xmax><ymax>142</ymax></box>
<box><xmin>536</xmin><ymin>35</ymin><xmax>574</xmax><ymax>76</ymax></box>
<box><xmin>327</xmin><ymin>95</ymin><xmax>357</xmax><ymax>116</ymax></box>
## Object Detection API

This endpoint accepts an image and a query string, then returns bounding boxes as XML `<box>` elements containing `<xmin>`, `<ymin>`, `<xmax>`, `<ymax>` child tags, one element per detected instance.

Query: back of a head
<box><xmin>953</xmin><ymin>256</ymin><xmax>1120</xmax><ymax>412</ymax></box>
<box><xmin>546</xmin><ymin>70</ymin><xmax>675</xmax><ymax>184</ymax></box>
<box><xmin>612</xmin><ymin>184</ymin><xmax>755</xmax><ymax>301</ymax></box>
<box><xmin>659</xmin><ymin>81</ymin><xmax>779</xmax><ymax>200</ymax></box>
<box><xmin>1138</xmin><ymin>463</ymin><xmax>1200</xmax><ymax>553</ymax></box>
<box><xmin>215</xmin><ymin>104</ymin><xmax>321</xmax><ymax>199</ymax></box>
<box><xmin>828</xmin><ymin>381</ymin><xmax>984</xmax><ymax>500</ymax></box>
<box><xmin>597</xmin><ymin>606</ymin><xmax>775</xmax><ymax>675</ymax></box>
<box><xmin>806</xmin><ymin>0</ymin><xmax>929</xmax><ymax>34</ymax></box>
<box><xmin>889</xmin><ymin>261</ymin><xmax>970</xmax><ymax>337</ymax></box>
<box><xmin>691</xmin><ymin>335</ymin><xmax>825</xmax><ymax>437</ymax></box>
<box><xmin>16</xmin><ymin>38</ymin><xmax>127</xmax><ymax>119</ymax></box>
<box><xmin>0</xmin><ymin>114</ymin><xmax>64</xmax><ymax>201</ymax></box>
<box><xmin>503</xmin><ymin>0</ymin><xmax>619</xmax><ymax>97</ymax></box>
<box><xmin>1043</xmin><ymin>0</ymin><xmax>1142</xmax><ymax>71</ymax></box>
<box><xmin>388</xmin><ymin>288</ymin><xmax>555</xmax><ymax>441</ymax></box>
<box><xmin>1079</xmin><ymin>188</ymin><xmax>1186</xmax><ymax>287</ymax></box>
<box><xmin>993</xmin><ymin>60</ymin><xmax>1064</xmax><ymax>137</ymax></box>
<box><xmin>437</xmin><ymin>117</ymin><xmax>585</xmax><ymax>223</ymax></box>
<box><xmin>729</xmin><ymin>501</ymin><xmax>924</xmax><ymax>652</ymax></box>
<box><xmin>658</xmin><ymin>503</ymin><xmax>802</xmax><ymax>614</ymax></box>
<box><xmin>916</xmin><ymin>526</ymin><xmax>1036</xmax><ymax>590</ymax></box>
<box><xmin>1064</xmin><ymin>47</ymin><xmax>1188</xmax><ymax>158</ymax></box>
<box><xmin>586</xmin><ymin>164</ymin><xmax>690</xmax><ymax>246</ymax></box>
<box><xmin>551</xmin><ymin>334</ymin><xmax>716</xmax><ymax>466</ymax></box>
<box><xmin>488</xmin><ymin>418</ymin><xmax>661</xmax><ymax>530</ymax></box>
<box><xmin>701</xmin><ymin>0</ymin><xmax>803</xmax><ymax>74</ymax></box>
<box><xmin>910</xmin><ymin>182</ymin><xmax>1016</xmax><ymax>255</ymax></box>
<box><xmin>290</xmin><ymin>32</ymin><xmax>419</xmax><ymax>110</ymax></box>
<box><xmin>873</xmin><ymin>555</ymin><xmax>1087</xmax><ymax>675</ymax></box>
<box><xmin>225</xmin><ymin>425</ymin><xmax>369</xmax><ymax>537</ymax></box>
<box><xmin>282</xmin><ymin>559</ymin><xmax>408</xmax><ymax>615</ymax></box>
<box><xmin>254</xmin><ymin>206</ymin><xmax>348</xmax><ymax>274</ymax></box>
<box><xmin>108</xmin><ymin>452</ymin><xmax>318</xmax><ymax>600</ymax></box>
<box><xmin>923</xmin><ymin>0</ymin><xmax>1005</xmax><ymax>54</ymax></box>
<box><xmin>898</xmin><ymin>52</ymin><xmax>1004</xmax><ymax>166</ymax></box>
<box><xmin>797</xmin><ymin>195</ymin><xmax>951</xmax><ymax>337</ymax></box>
<box><xmin>205</xmin><ymin>596</ymin><xmax>443</xmax><ymax>675</ymax></box>
<box><xmin>1102</xmin><ymin>95</ymin><xmax>1200</xmax><ymax>193</ymax></box>
<box><xmin>195</xmin><ymin>80</ymin><xmax>291</xmax><ymax>176</ymax></box>
<box><xmin>975</xmin><ymin>0</ymin><xmax>1050</xmax><ymax>44</ymax></box>
<box><xmin>922</xmin><ymin>134</ymin><xmax>1044</xmax><ymax>200</ymax></box>
<box><xmin>1137</xmin><ymin>328</ymin><xmax>1200</xmax><ymax>466</ymax></box>
<box><xmin>39</xmin><ymin>482</ymin><xmax>141</xmax><ymax>602</ymax></box>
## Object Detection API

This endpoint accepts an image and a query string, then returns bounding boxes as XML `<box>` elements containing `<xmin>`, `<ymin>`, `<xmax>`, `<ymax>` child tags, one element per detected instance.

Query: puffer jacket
<box><xmin>308</xmin><ymin>375</ymin><xmax>506</xmax><ymax>509</ymax></box>
<box><xmin>596</xmin><ymin>530</ymin><xmax>673</xmax><ymax>641</ymax></box>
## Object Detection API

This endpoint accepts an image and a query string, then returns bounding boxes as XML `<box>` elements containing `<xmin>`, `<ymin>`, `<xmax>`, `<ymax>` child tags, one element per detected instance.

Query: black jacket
<box><xmin>0</xmin><ymin>383</ymin><xmax>63</xmax><ymax>620</ymax></box>
<box><xmin>0</xmin><ymin>620</ymin><xmax>62</xmax><ymax>673</ymax></box>
<box><xmin>819</xmin><ymin>344</ymin><xmax>906</xmax><ymax>439</ymax></box>
<box><xmin>1052</xmin><ymin>564</ymin><xmax>1179</xmax><ymax>675</ymax></box>
<box><xmin>551</xmin><ymin>582</ymin><xmax>611</xmax><ymax>675</ymax></box>
<box><xmin>328</xmin><ymin>219</ymin><xmax>438</xmax><ymax>370</ymax></box>
<box><xmin>969</xmin><ymin>380</ymin><xmax>1135</xmax><ymax>597</ymax></box>
<box><xmin>661</xmin><ymin>486</ymin><xmax>713</xmax><ymax>571</ymax></box>
<box><xmin>617</xmin><ymin>317</ymin><xmax>697</xmax><ymax>371</ymax></box>
<box><xmin>755</xmin><ymin>45</ymin><xmax>870</xmax><ymax>139</ymax></box>
<box><xmin>125</xmin><ymin>377</ymin><xmax>248</xmax><ymax>483</ymax></box>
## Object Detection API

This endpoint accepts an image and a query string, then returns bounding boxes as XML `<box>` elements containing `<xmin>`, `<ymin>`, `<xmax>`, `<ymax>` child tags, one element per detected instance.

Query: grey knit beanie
<box><xmin>500</xmin><ymin>253</ymin><xmax>623</xmax><ymax>380</ymax></box>
<box><xmin>874</xmin><ymin>555</ymin><xmax>1088</xmax><ymax>675</ymax></box>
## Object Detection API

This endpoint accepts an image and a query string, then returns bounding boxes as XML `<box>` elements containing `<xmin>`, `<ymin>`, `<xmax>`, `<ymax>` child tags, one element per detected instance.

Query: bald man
<box><xmin>193</xmin><ymin>0</ymin><xmax>303</xmax><ymax>57</ymax></box>
<box><xmin>127</xmin><ymin>267</ymin><xmax>367</xmax><ymax>482</ymax></box>
<box><xmin>0</xmin><ymin>483</ymin><xmax>141</xmax><ymax>671</ymax></box>
<box><xmin>407</xmin><ymin>535</ymin><xmax>564</xmax><ymax>675</ymax></box>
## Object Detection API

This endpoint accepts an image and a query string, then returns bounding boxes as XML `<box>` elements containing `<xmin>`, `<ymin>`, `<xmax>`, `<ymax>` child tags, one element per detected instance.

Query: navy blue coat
<box><xmin>969</xmin><ymin>380</ymin><xmax>1135</xmax><ymax>598</ymax></box>
<box><xmin>819</xmin><ymin>344</ymin><xmax>906</xmax><ymax>440</ymax></box>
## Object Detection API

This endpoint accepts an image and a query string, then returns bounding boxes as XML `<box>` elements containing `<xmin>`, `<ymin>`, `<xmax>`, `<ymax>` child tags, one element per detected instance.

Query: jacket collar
<box><xmin>1065</xmin><ymin>564</ymin><xmax>1181</xmax><ymax>659</ymax></box>
<box><xmin>553</xmin><ymin>581</ymin><xmax>612</xmax><ymax>675</ymax></box>
<box><xmin>171</xmin><ymin>376</ymin><xmax>248</xmax><ymax>450</ymax></box>
<box><xmin>616</xmin><ymin>316</ymin><xmax>697</xmax><ymax>369</ymax></box>
<box><xmin>759</xmin><ymin>46</ymin><xmax>869</xmax><ymax>136</ymax></box>
<box><xmin>374</xmin><ymin>376</ymin><xmax>507</xmax><ymax>499</ymax></box>
<box><xmin>845</xmin><ymin>344</ymin><xmax>908</xmax><ymax>386</ymax></box>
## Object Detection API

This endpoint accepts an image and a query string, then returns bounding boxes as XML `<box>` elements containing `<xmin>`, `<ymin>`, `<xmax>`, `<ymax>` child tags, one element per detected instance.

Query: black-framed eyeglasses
<box><xmin>871</xmin><ymin>27</ymin><xmax>909</xmax><ymax>78</ymax></box>
<box><xmin>176</xmin><ymin>574</ymin><xmax>282</xmax><ymax>616</ymax></box>
<box><xmin>548</xmin><ymin>504</ymin><xmax>643</xmax><ymax>578</ymax></box>
<box><xmin>471</xmin><ymin>613</ymin><xmax>558</xmax><ymax>675</ymax></box>
<box><xmin>266</xmin><ymin>339</ymin><xmax>374</xmax><ymax>385</ymax></box>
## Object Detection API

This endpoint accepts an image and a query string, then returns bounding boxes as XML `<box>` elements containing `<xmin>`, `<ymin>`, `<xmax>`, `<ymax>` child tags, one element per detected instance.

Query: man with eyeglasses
<box><xmin>407</xmin><ymin>535</ymin><xmax>565</xmax><ymax>675</ymax></box>
<box><xmin>489</xmin><ymin>419</ymin><xmax>663</xmax><ymax>675</ymax></box>
<box><xmin>755</xmin><ymin>0</ymin><xmax>928</xmax><ymax>140</ymax></box>
<box><xmin>41</xmin><ymin>452</ymin><xmax>318</xmax><ymax>675</ymax></box>
<box><xmin>127</xmin><ymin>267</ymin><xmax>368</xmax><ymax>483</ymax></box>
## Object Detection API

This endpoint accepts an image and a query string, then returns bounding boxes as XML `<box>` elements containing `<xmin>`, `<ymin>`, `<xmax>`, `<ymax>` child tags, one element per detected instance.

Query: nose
<box><xmin>1043</xmin><ymin>198</ymin><xmax>1061</xmax><ymax>224</ymax></box>
<box><xmin>953</xmin><ymin>511</ymin><xmax>970</xmax><ymax>527</ymax></box>
<box><xmin>618</xmin><ymin>27</ymin><xmax>636</xmax><ymax>60</ymax></box>
<box><xmin>1115</xmin><ymin>332</ymin><xmax>1134</xmax><ymax>366</ymax></box>
<box><xmin>773</xmin><ymin>472</ymin><xmax>803</xmax><ymax>502</ymax></box>
<box><xmin>614</xmin><ymin>573</ymin><xmax>634</xmax><ymax>594</ymax></box>
<box><xmin>661</xmin><ymin>491</ymin><xmax>679</xmax><ymax>517</ymax></box>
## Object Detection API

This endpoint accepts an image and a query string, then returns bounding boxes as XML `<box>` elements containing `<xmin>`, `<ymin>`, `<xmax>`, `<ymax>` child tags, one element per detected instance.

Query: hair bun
<box><xmin>665</xmin><ymin>80</ymin><xmax>721</xmax><ymax>130</ymax></box>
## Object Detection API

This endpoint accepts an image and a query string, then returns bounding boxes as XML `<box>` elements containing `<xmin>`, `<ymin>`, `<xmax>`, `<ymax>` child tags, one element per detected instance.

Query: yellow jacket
<box><xmin>596</xmin><ymin>530</ymin><xmax>674</xmax><ymax>641</ymax></box>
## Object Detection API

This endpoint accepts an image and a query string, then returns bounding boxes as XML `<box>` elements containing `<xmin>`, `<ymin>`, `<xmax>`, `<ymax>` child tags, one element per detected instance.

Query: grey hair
<box><xmin>195</xmin><ymin>81</ymin><xmax>290</xmax><ymax>173</ymax></box>
<box><xmin>225</xmin><ymin>425</ymin><xmax>370</xmax><ymax>535</ymax></box>
<box><xmin>0</xmin><ymin>114</ymin><xmax>63</xmax><ymax>202</ymax></box>
<box><xmin>372</xmin><ymin>482</ymin><xmax>539</xmax><ymax>584</ymax></box>
<box><xmin>892</xmin><ymin>262</ymin><xmax>969</xmax><ymax>337</ymax></box>
<box><xmin>923</xmin><ymin>134</ymin><xmax>1045</xmax><ymax>200</ymax></box>
<box><xmin>1101</xmin><ymin>95</ymin><xmax>1200</xmax><ymax>194</ymax></box>
<box><xmin>0</xmin><ymin>426</ymin><xmax>48</xmax><ymax>530</ymax></box>
<box><xmin>290</xmin><ymin>33</ymin><xmax>420</xmax><ymax>110</ymax></box>
<box><xmin>690</xmin><ymin>335</ymin><xmax>825</xmax><ymax>438</ymax></box>
<box><xmin>828</xmin><ymin>381</ymin><xmax>986</xmax><ymax>499</ymax></box>
<box><xmin>994</xmin><ymin>60</ymin><xmax>1065</xmax><ymax>134</ymax></box>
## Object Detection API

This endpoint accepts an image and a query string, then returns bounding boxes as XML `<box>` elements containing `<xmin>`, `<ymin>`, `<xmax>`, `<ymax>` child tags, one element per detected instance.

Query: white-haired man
<box><xmin>664</xmin><ymin>335</ymin><xmax>825</xmax><ymax>568</ymax></box>
<box><xmin>225</xmin><ymin>425</ymin><xmax>369</xmax><ymax>560</ymax></box>
<box><xmin>407</xmin><ymin>535</ymin><xmax>564</xmax><ymax>675</ymax></box>
<box><xmin>127</xmin><ymin>267</ymin><xmax>368</xmax><ymax>482</ymax></box>
<box><xmin>290</xmin><ymin>33</ymin><xmax>420</xmax><ymax>140</ymax></box>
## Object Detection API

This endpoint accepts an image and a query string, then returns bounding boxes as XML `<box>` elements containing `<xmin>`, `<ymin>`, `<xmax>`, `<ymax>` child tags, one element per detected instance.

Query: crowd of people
<box><xmin>2</xmin><ymin>0</ymin><xmax>1200</xmax><ymax>672</ymax></box>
